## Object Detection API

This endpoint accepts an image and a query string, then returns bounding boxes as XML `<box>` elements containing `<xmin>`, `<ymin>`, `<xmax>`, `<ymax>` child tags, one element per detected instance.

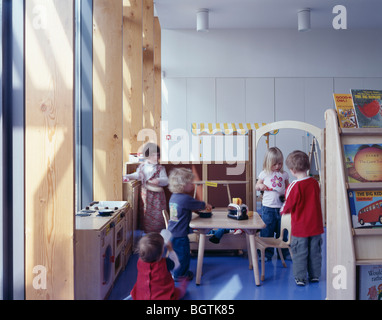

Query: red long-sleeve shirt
<box><xmin>281</xmin><ymin>177</ymin><xmax>324</xmax><ymax>237</ymax></box>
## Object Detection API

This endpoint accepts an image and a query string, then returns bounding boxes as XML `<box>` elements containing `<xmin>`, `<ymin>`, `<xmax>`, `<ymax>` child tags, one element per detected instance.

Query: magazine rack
<box><xmin>325</xmin><ymin>109</ymin><xmax>382</xmax><ymax>300</ymax></box>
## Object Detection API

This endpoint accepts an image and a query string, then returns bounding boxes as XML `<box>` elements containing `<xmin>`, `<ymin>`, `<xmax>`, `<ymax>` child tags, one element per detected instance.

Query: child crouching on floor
<box><xmin>131</xmin><ymin>232</ymin><xmax>188</xmax><ymax>300</ymax></box>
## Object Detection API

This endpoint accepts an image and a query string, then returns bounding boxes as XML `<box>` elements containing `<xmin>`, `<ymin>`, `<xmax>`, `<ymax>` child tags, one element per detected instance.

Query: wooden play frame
<box><xmin>190</xmin><ymin>120</ymin><xmax>326</xmax><ymax>252</ymax></box>
<box><xmin>250</xmin><ymin>120</ymin><xmax>325</xmax><ymax>216</ymax></box>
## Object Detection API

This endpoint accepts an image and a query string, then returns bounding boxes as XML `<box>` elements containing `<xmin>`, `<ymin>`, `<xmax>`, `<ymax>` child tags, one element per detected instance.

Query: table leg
<box><xmin>196</xmin><ymin>233</ymin><xmax>206</xmax><ymax>285</ymax></box>
<box><xmin>247</xmin><ymin>233</ymin><xmax>261</xmax><ymax>286</ymax></box>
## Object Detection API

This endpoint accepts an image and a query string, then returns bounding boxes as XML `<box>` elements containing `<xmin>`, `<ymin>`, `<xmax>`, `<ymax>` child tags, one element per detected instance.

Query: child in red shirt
<box><xmin>131</xmin><ymin>232</ymin><xmax>188</xmax><ymax>300</ymax></box>
<box><xmin>281</xmin><ymin>150</ymin><xmax>324</xmax><ymax>286</ymax></box>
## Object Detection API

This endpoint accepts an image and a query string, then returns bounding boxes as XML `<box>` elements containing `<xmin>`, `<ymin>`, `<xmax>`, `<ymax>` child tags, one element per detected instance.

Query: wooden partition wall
<box><xmin>122</xmin><ymin>0</ymin><xmax>161</xmax><ymax>160</ymax></box>
<box><xmin>123</xmin><ymin>0</ymin><xmax>143</xmax><ymax>160</ymax></box>
<box><xmin>93</xmin><ymin>0</ymin><xmax>123</xmax><ymax>201</ymax></box>
<box><xmin>94</xmin><ymin>0</ymin><xmax>161</xmax><ymax>200</ymax></box>
<box><xmin>25</xmin><ymin>0</ymin><xmax>75</xmax><ymax>300</ymax></box>
<box><xmin>24</xmin><ymin>0</ymin><xmax>162</xmax><ymax>299</ymax></box>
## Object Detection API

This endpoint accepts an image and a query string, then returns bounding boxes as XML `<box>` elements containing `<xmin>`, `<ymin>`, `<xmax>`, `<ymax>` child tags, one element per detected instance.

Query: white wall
<box><xmin>161</xmin><ymin>29</ymin><xmax>382</xmax><ymax>171</ymax></box>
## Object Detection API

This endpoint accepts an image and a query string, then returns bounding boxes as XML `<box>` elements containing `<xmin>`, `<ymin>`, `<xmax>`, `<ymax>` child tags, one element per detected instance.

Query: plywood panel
<box><xmin>154</xmin><ymin>17</ymin><xmax>161</xmax><ymax>147</ymax></box>
<box><xmin>142</xmin><ymin>0</ymin><xmax>154</xmax><ymax>135</ymax></box>
<box><xmin>93</xmin><ymin>0</ymin><xmax>123</xmax><ymax>200</ymax></box>
<box><xmin>123</xmin><ymin>0</ymin><xmax>143</xmax><ymax>159</ymax></box>
<box><xmin>25</xmin><ymin>0</ymin><xmax>74</xmax><ymax>300</ymax></box>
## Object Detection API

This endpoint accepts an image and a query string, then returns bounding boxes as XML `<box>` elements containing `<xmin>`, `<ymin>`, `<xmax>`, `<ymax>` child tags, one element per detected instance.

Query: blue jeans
<box><xmin>172</xmin><ymin>236</ymin><xmax>191</xmax><ymax>279</ymax></box>
<box><xmin>260</xmin><ymin>206</ymin><xmax>289</xmax><ymax>260</ymax></box>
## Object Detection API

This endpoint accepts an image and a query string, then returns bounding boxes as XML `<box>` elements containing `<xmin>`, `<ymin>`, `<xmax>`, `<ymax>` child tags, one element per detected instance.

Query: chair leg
<box><xmin>246</xmin><ymin>234</ymin><xmax>253</xmax><ymax>270</ymax></box>
<box><xmin>288</xmin><ymin>247</ymin><xmax>293</xmax><ymax>260</ymax></box>
<box><xmin>278</xmin><ymin>248</ymin><xmax>287</xmax><ymax>267</ymax></box>
<box><xmin>260</xmin><ymin>248</ymin><xmax>265</xmax><ymax>281</ymax></box>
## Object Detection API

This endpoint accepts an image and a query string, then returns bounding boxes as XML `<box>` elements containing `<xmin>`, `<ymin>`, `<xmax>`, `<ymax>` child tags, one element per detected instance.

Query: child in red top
<box><xmin>281</xmin><ymin>150</ymin><xmax>324</xmax><ymax>286</ymax></box>
<box><xmin>131</xmin><ymin>232</ymin><xmax>188</xmax><ymax>300</ymax></box>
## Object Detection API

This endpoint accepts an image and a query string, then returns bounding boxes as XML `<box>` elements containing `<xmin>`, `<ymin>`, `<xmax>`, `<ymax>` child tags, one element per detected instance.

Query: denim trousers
<box><xmin>290</xmin><ymin>234</ymin><xmax>322</xmax><ymax>281</ymax></box>
<box><xmin>171</xmin><ymin>236</ymin><xmax>190</xmax><ymax>279</ymax></box>
<box><xmin>260</xmin><ymin>206</ymin><xmax>289</xmax><ymax>259</ymax></box>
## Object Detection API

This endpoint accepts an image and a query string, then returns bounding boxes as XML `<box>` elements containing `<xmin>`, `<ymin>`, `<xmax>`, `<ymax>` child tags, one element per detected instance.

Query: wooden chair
<box><xmin>255</xmin><ymin>213</ymin><xmax>292</xmax><ymax>281</ymax></box>
<box><xmin>162</xmin><ymin>209</ymin><xmax>199</xmax><ymax>244</ymax></box>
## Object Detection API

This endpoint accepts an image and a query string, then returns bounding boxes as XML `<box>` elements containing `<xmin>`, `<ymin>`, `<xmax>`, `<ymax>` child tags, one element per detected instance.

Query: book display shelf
<box><xmin>325</xmin><ymin>109</ymin><xmax>382</xmax><ymax>300</ymax></box>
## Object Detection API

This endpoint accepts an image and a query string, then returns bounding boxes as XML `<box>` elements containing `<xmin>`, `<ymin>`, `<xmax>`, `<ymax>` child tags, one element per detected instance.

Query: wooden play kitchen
<box><xmin>74</xmin><ymin>201</ymin><xmax>133</xmax><ymax>300</ymax></box>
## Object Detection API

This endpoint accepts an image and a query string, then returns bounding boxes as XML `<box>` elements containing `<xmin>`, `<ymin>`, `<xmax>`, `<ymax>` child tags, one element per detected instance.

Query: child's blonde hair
<box><xmin>136</xmin><ymin>232</ymin><xmax>164</xmax><ymax>263</ymax></box>
<box><xmin>263</xmin><ymin>147</ymin><xmax>284</xmax><ymax>174</ymax></box>
<box><xmin>169</xmin><ymin>168</ymin><xmax>194</xmax><ymax>193</ymax></box>
<box><xmin>285</xmin><ymin>150</ymin><xmax>310</xmax><ymax>172</ymax></box>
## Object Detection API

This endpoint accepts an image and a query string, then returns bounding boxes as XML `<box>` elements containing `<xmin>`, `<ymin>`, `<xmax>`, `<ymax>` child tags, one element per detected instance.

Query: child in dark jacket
<box><xmin>168</xmin><ymin>168</ymin><xmax>212</xmax><ymax>281</ymax></box>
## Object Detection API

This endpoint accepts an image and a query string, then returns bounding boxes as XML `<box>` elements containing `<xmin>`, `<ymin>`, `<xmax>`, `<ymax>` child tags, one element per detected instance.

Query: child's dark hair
<box><xmin>143</xmin><ymin>143</ymin><xmax>160</xmax><ymax>158</ymax></box>
<box><xmin>285</xmin><ymin>150</ymin><xmax>310</xmax><ymax>172</ymax></box>
<box><xmin>136</xmin><ymin>232</ymin><xmax>164</xmax><ymax>263</ymax></box>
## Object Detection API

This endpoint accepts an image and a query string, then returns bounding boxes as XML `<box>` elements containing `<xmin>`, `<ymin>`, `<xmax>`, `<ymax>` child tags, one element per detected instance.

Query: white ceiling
<box><xmin>154</xmin><ymin>0</ymin><xmax>382</xmax><ymax>30</ymax></box>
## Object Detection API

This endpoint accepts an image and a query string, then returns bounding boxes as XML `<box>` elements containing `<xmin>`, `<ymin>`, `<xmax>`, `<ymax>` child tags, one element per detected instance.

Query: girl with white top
<box><xmin>256</xmin><ymin>147</ymin><xmax>289</xmax><ymax>261</ymax></box>
<box><xmin>125</xmin><ymin>143</ymin><xmax>168</xmax><ymax>233</ymax></box>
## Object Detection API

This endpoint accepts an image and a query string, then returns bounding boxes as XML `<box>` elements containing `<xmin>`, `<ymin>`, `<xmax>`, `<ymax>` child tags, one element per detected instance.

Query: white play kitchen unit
<box><xmin>74</xmin><ymin>201</ymin><xmax>133</xmax><ymax>300</ymax></box>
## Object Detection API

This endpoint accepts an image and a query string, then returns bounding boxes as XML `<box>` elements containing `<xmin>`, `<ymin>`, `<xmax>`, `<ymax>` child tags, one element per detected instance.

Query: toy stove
<box><xmin>76</xmin><ymin>201</ymin><xmax>128</xmax><ymax>218</ymax></box>
<box><xmin>75</xmin><ymin>201</ymin><xmax>128</xmax><ymax>300</ymax></box>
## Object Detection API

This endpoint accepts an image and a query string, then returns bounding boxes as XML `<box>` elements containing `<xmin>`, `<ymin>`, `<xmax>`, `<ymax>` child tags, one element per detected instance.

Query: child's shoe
<box><xmin>209</xmin><ymin>235</ymin><xmax>220</xmax><ymax>244</ymax></box>
<box><xmin>295</xmin><ymin>278</ymin><xmax>306</xmax><ymax>286</ymax></box>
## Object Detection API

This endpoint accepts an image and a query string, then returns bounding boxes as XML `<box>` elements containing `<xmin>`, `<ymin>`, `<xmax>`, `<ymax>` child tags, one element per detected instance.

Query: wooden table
<box><xmin>189</xmin><ymin>208</ymin><xmax>266</xmax><ymax>286</ymax></box>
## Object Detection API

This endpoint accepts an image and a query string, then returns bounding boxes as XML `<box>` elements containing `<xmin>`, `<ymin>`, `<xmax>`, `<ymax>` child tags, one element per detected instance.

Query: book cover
<box><xmin>333</xmin><ymin>93</ymin><xmax>358</xmax><ymax>128</ymax></box>
<box><xmin>358</xmin><ymin>265</ymin><xmax>382</xmax><ymax>300</ymax></box>
<box><xmin>343</xmin><ymin>144</ymin><xmax>382</xmax><ymax>183</ymax></box>
<box><xmin>348</xmin><ymin>190</ymin><xmax>382</xmax><ymax>228</ymax></box>
<box><xmin>351</xmin><ymin>89</ymin><xmax>382</xmax><ymax>128</ymax></box>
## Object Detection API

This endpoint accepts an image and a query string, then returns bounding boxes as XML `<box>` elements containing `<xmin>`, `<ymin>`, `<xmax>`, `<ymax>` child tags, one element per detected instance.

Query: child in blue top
<box><xmin>168</xmin><ymin>168</ymin><xmax>212</xmax><ymax>281</ymax></box>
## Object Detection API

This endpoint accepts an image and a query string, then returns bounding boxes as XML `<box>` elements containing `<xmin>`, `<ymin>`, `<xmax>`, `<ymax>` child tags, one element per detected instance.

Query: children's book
<box><xmin>333</xmin><ymin>94</ymin><xmax>358</xmax><ymax>128</ymax></box>
<box><xmin>348</xmin><ymin>190</ymin><xmax>382</xmax><ymax>228</ymax></box>
<box><xmin>358</xmin><ymin>265</ymin><xmax>382</xmax><ymax>300</ymax></box>
<box><xmin>343</xmin><ymin>144</ymin><xmax>382</xmax><ymax>183</ymax></box>
<box><xmin>351</xmin><ymin>89</ymin><xmax>382</xmax><ymax>128</ymax></box>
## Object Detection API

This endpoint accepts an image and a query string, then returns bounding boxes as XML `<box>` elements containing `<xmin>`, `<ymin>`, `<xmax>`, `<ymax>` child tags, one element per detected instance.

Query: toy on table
<box><xmin>227</xmin><ymin>197</ymin><xmax>248</xmax><ymax>221</ymax></box>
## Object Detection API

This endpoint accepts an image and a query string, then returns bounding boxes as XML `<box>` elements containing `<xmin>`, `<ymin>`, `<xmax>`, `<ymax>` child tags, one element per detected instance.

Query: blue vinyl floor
<box><xmin>108</xmin><ymin>230</ymin><xmax>326</xmax><ymax>300</ymax></box>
